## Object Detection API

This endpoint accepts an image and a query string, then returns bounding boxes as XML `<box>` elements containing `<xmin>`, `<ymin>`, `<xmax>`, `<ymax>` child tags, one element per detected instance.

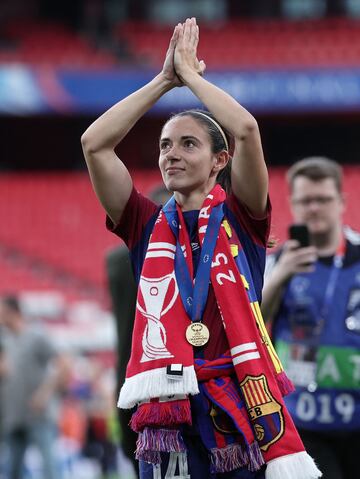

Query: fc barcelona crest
<box><xmin>240</xmin><ymin>374</ymin><xmax>284</xmax><ymax>451</ymax></box>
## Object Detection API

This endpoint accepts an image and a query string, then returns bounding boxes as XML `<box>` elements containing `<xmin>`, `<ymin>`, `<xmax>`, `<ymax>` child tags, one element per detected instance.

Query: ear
<box><xmin>212</xmin><ymin>150</ymin><xmax>229</xmax><ymax>173</ymax></box>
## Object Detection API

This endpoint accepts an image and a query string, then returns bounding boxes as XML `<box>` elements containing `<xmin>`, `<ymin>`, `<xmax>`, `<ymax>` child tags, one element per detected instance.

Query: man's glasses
<box><xmin>291</xmin><ymin>196</ymin><xmax>338</xmax><ymax>207</ymax></box>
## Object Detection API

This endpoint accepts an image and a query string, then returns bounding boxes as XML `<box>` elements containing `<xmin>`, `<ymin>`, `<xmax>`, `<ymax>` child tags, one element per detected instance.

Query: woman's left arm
<box><xmin>175</xmin><ymin>18</ymin><xmax>268</xmax><ymax>217</ymax></box>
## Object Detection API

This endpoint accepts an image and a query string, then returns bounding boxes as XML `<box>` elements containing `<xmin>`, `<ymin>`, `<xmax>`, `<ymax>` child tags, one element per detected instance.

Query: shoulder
<box><xmin>107</xmin><ymin>187</ymin><xmax>158</xmax><ymax>231</ymax></box>
<box><xmin>224</xmin><ymin>192</ymin><xmax>271</xmax><ymax>247</ymax></box>
<box><xmin>344</xmin><ymin>226</ymin><xmax>360</xmax><ymax>266</ymax></box>
<box><xmin>107</xmin><ymin>186</ymin><xmax>160</xmax><ymax>249</ymax></box>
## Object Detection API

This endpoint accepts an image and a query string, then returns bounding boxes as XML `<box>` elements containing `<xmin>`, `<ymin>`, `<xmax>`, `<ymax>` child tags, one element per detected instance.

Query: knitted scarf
<box><xmin>118</xmin><ymin>185</ymin><xmax>322</xmax><ymax>479</ymax></box>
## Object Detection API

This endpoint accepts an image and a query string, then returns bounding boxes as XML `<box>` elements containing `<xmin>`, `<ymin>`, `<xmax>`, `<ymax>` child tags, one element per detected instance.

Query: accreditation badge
<box><xmin>276</xmin><ymin>340</ymin><xmax>317</xmax><ymax>388</ymax></box>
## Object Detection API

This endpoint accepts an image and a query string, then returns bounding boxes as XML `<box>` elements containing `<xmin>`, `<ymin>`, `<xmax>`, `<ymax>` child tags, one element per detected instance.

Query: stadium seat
<box><xmin>114</xmin><ymin>17</ymin><xmax>360</xmax><ymax>70</ymax></box>
<box><xmin>0</xmin><ymin>19</ymin><xmax>118</xmax><ymax>68</ymax></box>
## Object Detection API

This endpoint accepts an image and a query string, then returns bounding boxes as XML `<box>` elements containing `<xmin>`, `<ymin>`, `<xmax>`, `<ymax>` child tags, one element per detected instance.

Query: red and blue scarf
<box><xmin>118</xmin><ymin>185</ymin><xmax>321</xmax><ymax>478</ymax></box>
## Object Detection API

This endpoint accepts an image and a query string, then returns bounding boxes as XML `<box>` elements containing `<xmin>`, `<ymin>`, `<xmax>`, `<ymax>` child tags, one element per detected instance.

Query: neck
<box><xmin>311</xmin><ymin>224</ymin><xmax>343</xmax><ymax>256</ymax></box>
<box><xmin>174</xmin><ymin>184</ymin><xmax>215</xmax><ymax>211</ymax></box>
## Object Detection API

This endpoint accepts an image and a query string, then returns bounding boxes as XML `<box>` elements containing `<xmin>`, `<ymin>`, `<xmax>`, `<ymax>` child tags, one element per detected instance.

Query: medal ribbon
<box><xmin>162</xmin><ymin>196</ymin><xmax>224</xmax><ymax>322</ymax></box>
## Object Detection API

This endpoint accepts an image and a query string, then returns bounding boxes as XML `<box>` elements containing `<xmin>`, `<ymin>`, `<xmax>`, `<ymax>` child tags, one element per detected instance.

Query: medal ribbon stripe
<box><xmin>162</xmin><ymin>196</ymin><xmax>224</xmax><ymax>334</ymax></box>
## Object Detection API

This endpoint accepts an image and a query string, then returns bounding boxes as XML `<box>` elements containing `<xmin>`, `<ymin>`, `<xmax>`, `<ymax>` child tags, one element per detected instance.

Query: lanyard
<box><xmin>162</xmin><ymin>197</ymin><xmax>224</xmax><ymax>322</ymax></box>
<box><xmin>319</xmin><ymin>234</ymin><xmax>346</xmax><ymax>323</ymax></box>
<box><xmin>289</xmin><ymin>234</ymin><xmax>346</xmax><ymax>340</ymax></box>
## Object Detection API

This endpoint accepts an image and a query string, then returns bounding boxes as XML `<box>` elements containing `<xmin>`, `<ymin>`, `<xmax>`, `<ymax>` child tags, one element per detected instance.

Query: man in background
<box><xmin>105</xmin><ymin>185</ymin><xmax>170</xmax><ymax>477</ymax></box>
<box><xmin>0</xmin><ymin>294</ymin><xmax>69</xmax><ymax>479</ymax></box>
<box><xmin>262</xmin><ymin>157</ymin><xmax>360</xmax><ymax>479</ymax></box>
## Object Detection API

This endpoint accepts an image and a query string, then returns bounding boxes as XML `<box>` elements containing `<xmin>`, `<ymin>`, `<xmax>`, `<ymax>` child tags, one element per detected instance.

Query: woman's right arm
<box><xmin>81</xmin><ymin>26</ymin><xmax>182</xmax><ymax>225</ymax></box>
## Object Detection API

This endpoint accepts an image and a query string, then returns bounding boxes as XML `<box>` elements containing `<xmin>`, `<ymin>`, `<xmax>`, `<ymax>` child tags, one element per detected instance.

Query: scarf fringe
<box><xmin>247</xmin><ymin>441</ymin><xmax>267</xmax><ymax>472</ymax></box>
<box><xmin>118</xmin><ymin>366</ymin><xmax>199</xmax><ymax>409</ymax></box>
<box><xmin>266</xmin><ymin>451</ymin><xmax>322</xmax><ymax>479</ymax></box>
<box><xmin>210</xmin><ymin>441</ymin><xmax>265</xmax><ymax>474</ymax></box>
<box><xmin>130</xmin><ymin>399</ymin><xmax>191</xmax><ymax>432</ymax></box>
<box><xmin>135</xmin><ymin>427</ymin><xmax>186</xmax><ymax>464</ymax></box>
<box><xmin>276</xmin><ymin>371</ymin><xmax>295</xmax><ymax>396</ymax></box>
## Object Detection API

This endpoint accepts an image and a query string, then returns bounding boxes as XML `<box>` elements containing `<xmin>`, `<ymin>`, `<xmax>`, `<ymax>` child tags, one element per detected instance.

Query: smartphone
<box><xmin>288</xmin><ymin>224</ymin><xmax>310</xmax><ymax>248</ymax></box>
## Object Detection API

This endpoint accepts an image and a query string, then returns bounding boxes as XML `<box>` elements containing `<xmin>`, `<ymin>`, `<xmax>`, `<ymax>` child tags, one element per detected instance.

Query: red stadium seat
<box><xmin>0</xmin><ymin>171</ymin><xmax>163</xmax><ymax>297</ymax></box>
<box><xmin>114</xmin><ymin>17</ymin><xmax>360</xmax><ymax>70</ymax></box>
<box><xmin>0</xmin><ymin>19</ymin><xmax>118</xmax><ymax>68</ymax></box>
<box><xmin>1</xmin><ymin>168</ymin><xmax>359</xmax><ymax>299</ymax></box>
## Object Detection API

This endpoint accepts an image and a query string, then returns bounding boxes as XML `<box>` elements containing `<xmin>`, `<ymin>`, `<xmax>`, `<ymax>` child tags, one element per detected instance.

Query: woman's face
<box><xmin>158</xmin><ymin>116</ymin><xmax>217</xmax><ymax>195</ymax></box>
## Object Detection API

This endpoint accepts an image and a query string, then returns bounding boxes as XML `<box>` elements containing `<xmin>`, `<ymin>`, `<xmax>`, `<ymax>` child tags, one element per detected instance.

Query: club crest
<box><xmin>240</xmin><ymin>374</ymin><xmax>284</xmax><ymax>451</ymax></box>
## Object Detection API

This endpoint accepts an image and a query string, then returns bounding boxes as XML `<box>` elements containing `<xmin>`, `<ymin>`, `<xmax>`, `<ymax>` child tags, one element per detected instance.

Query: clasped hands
<box><xmin>161</xmin><ymin>17</ymin><xmax>206</xmax><ymax>88</ymax></box>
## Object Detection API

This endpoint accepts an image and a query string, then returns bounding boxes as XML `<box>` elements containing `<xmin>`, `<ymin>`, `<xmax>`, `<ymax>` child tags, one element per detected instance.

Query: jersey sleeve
<box><xmin>225</xmin><ymin>192</ymin><xmax>271</xmax><ymax>247</ymax></box>
<box><xmin>106</xmin><ymin>186</ymin><xmax>159</xmax><ymax>250</ymax></box>
<box><xmin>224</xmin><ymin>193</ymin><xmax>272</xmax><ymax>301</ymax></box>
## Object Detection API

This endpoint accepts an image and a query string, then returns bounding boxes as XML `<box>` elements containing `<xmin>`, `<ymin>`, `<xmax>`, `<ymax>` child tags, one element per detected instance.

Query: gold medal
<box><xmin>186</xmin><ymin>322</ymin><xmax>210</xmax><ymax>347</ymax></box>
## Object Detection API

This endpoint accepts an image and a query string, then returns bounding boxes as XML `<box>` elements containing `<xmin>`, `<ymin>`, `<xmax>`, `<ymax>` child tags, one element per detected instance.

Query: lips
<box><xmin>165</xmin><ymin>167</ymin><xmax>185</xmax><ymax>174</ymax></box>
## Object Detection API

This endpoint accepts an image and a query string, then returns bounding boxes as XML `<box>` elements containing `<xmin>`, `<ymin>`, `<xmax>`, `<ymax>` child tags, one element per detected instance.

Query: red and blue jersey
<box><xmin>107</xmin><ymin>187</ymin><xmax>271</xmax><ymax>360</ymax></box>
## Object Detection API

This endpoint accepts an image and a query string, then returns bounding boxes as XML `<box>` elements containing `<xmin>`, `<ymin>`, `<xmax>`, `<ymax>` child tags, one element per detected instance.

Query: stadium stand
<box><xmin>0</xmin><ymin>10</ymin><xmax>360</xmax><ymax>477</ymax></box>
<box><xmin>0</xmin><ymin>167</ymin><xmax>359</xmax><ymax>299</ymax></box>
<box><xmin>2</xmin><ymin>17</ymin><xmax>360</xmax><ymax>70</ymax></box>
<box><xmin>0</xmin><ymin>170</ymin><xmax>163</xmax><ymax>298</ymax></box>
<box><xmin>0</xmin><ymin>19</ymin><xmax>118</xmax><ymax>68</ymax></box>
<box><xmin>115</xmin><ymin>18</ymin><xmax>360</xmax><ymax>69</ymax></box>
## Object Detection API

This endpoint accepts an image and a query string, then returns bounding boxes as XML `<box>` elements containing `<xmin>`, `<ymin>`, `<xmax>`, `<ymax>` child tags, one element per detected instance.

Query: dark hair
<box><xmin>1</xmin><ymin>295</ymin><xmax>21</xmax><ymax>313</ymax></box>
<box><xmin>163</xmin><ymin>109</ymin><xmax>233</xmax><ymax>193</ymax></box>
<box><xmin>287</xmin><ymin>156</ymin><xmax>343</xmax><ymax>193</ymax></box>
<box><xmin>168</xmin><ymin>109</ymin><xmax>231</xmax><ymax>154</ymax></box>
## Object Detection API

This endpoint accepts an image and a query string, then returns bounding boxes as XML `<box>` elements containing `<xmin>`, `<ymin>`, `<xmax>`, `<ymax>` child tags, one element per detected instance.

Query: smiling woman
<box><xmin>81</xmin><ymin>17</ymin><xmax>321</xmax><ymax>479</ymax></box>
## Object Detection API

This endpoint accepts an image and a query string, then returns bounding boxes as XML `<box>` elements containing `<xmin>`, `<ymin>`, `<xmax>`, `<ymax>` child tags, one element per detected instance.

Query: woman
<box><xmin>82</xmin><ymin>17</ymin><xmax>321</xmax><ymax>479</ymax></box>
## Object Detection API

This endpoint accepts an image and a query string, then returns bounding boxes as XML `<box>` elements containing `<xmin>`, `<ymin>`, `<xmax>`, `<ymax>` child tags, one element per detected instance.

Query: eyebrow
<box><xmin>159</xmin><ymin>135</ymin><xmax>201</xmax><ymax>144</ymax></box>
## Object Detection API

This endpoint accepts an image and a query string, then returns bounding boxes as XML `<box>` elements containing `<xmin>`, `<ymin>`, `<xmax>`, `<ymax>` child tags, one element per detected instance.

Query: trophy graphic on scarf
<box><xmin>137</xmin><ymin>272</ymin><xmax>178</xmax><ymax>362</ymax></box>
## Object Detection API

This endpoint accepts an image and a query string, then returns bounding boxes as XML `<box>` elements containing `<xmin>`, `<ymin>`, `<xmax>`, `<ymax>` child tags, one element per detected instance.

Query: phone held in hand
<box><xmin>288</xmin><ymin>224</ymin><xmax>310</xmax><ymax>248</ymax></box>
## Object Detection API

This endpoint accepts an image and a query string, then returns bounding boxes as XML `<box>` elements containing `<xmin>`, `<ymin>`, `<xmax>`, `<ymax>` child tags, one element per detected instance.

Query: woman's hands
<box><xmin>174</xmin><ymin>17</ymin><xmax>206</xmax><ymax>84</ymax></box>
<box><xmin>160</xmin><ymin>18</ymin><xmax>206</xmax><ymax>88</ymax></box>
<box><xmin>161</xmin><ymin>23</ymin><xmax>183</xmax><ymax>87</ymax></box>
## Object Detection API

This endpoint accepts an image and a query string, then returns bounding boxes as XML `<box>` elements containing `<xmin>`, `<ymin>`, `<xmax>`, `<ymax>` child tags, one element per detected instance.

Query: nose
<box><xmin>307</xmin><ymin>200</ymin><xmax>321</xmax><ymax>212</ymax></box>
<box><xmin>164</xmin><ymin>146</ymin><xmax>181</xmax><ymax>162</ymax></box>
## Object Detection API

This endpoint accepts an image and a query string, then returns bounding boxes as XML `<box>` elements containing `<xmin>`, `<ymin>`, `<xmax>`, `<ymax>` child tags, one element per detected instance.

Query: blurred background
<box><xmin>1</xmin><ymin>0</ymin><xmax>360</xmax><ymax>477</ymax></box>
